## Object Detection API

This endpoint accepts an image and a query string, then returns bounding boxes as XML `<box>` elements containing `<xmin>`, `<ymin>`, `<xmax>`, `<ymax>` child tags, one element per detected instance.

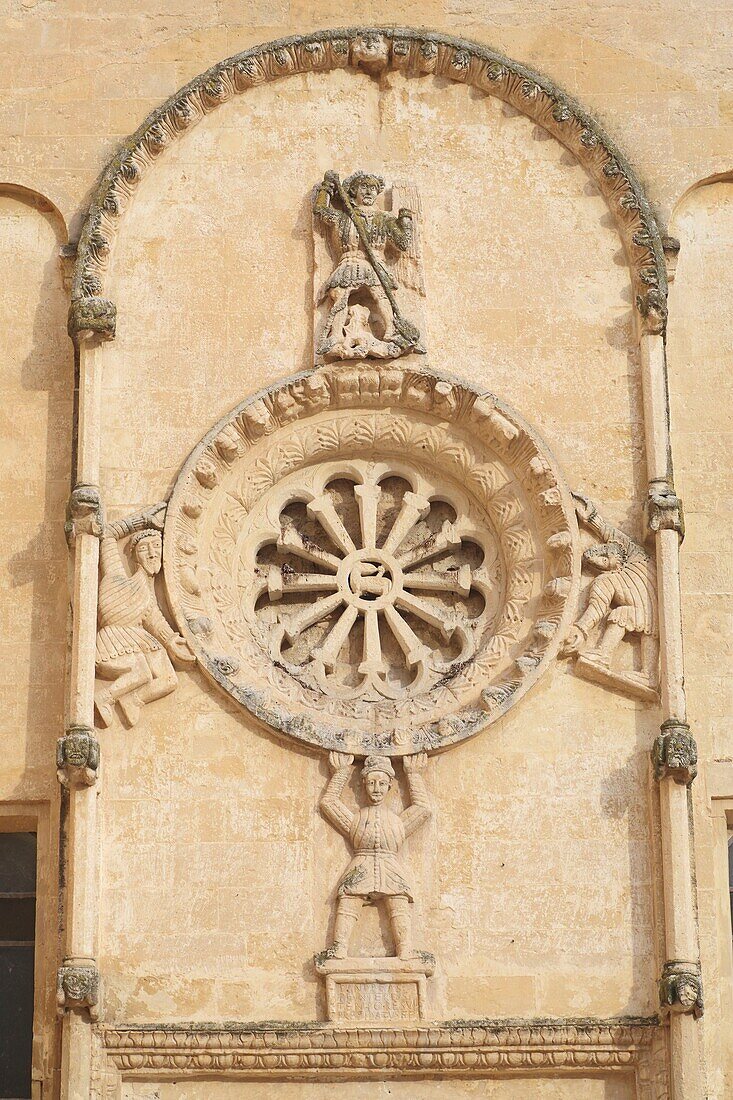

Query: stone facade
<box><xmin>0</xmin><ymin>6</ymin><xmax>731</xmax><ymax>1100</ymax></box>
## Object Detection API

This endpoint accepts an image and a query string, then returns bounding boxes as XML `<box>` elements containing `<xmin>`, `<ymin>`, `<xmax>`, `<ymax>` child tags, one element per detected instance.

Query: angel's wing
<box><xmin>389</xmin><ymin>180</ymin><xmax>426</xmax><ymax>297</ymax></box>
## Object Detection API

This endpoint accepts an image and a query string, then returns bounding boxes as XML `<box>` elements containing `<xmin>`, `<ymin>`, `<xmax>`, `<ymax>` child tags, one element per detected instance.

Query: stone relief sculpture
<box><xmin>319</xmin><ymin>751</ymin><xmax>431</xmax><ymax>960</ymax></box>
<box><xmin>560</xmin><ymin>493</ymin><xmax>658</xmax><ymax>701</ymax></box>
<box><xmin>162</xmin><ymin>366</ymin><xmax>580</xmax><ymax>755</ymax></box>
<box><xmin>313</xmin><ymin>170</ymin><xmax>425</xmax><ymax>362</ymax></box>
<box><xmin>315</xmin><ymin>750</ymin><xmax>434</xmax><ymax>1022</ymax></box>
<box><xmin>94</xmin><ymin>507</ymin><xmax>195</xmax><ymax>728</ymax></box>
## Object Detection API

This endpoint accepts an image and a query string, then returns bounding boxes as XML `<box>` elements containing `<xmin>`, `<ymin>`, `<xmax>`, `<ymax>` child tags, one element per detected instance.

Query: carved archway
<box><xmin>70</xmin><ymin>26</ymin><xmax>667</xmax><ymax>339</ymax></box>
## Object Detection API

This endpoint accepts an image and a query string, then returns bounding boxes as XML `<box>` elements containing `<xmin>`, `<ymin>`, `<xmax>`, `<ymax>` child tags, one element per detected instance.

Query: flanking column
<box><xmin>640</xmin><ymin>329</ymin><xmax>703</xmax><ymax>1100</ymax></box>
<box><xmin>59</xmin><ymin>306</ymin><xmax>114</xmax><ymax>1100</ymax></box>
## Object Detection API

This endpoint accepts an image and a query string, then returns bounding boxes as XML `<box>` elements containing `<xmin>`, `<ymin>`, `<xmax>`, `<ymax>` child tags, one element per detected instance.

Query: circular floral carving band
<box><xmin>163</xmin><ymin>365</ymin><xmax>580</xmax><ymax>756</ymax></box>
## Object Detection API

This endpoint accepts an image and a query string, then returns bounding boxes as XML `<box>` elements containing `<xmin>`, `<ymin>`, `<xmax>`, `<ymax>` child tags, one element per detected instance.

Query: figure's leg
<box><xmin>371</xmin><ymin>288</ymin><xmax>398</xmax><ymax>341</ymax></box>
<box><xmin>136</xmin><ymin>650</ymin><xmax>178</xmax><ymax>705</ymax></box>
<box><xmin>385</xmin><ymin>895</ymin><xmax>414</xmax><ymax>959</ymax></box>
<box><xmin>95</xmin><ymin>654</ymin><xmax>153</xmax><ymax>727</ymax></box>
<box><xmin>320</xmin><ymin>289</ymin><xmax>350</xmax><ymax>350</ymax></box>
<box><xmin>641</xmin><ymin>634</ymin><xmax>659</xmax><ymax>686</ymax></box>
<box><xmin>330</xmin><ymin>896</ymin><xmax>361</xmax><ymax>958</ymax></box>
<box><xmin>594</xmin><ymin>620</ymin><xmax>626</xmax><ymax>664</ymax></box>
<box><xmin>117</xmin><ymin>649</ymin><xmax>178</xmax><ymax>726</ymax></box>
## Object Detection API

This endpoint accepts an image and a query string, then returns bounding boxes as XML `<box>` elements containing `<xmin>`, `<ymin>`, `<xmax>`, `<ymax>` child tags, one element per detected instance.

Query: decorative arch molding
<box><xmin>70</xmin><ymin>25</ymin><xmax>668</xmax><ymax>338</ymax></box>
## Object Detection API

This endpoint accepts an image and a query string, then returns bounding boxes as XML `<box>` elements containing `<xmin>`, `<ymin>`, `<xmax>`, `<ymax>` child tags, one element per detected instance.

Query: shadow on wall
<box><xmin>0</xmin><ymin>184</ymin><xmax>73</xmax><ymax>796</ymax></box>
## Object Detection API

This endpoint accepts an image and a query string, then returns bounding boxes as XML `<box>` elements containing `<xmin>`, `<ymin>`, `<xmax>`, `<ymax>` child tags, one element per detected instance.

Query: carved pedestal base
<box><xmin>316</xmin><ymin>956</ymin><xmax>434</xmax><ymax>1023</ymax></box>
<box><xmin>575</xmin><ymin>653</ymin><xmax>658</xmax><ymax>702</ymax></box>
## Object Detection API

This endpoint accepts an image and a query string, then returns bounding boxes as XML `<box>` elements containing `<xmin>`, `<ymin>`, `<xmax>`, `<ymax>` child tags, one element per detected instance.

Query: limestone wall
<box><xmin>0</xmin><ymin>3</ymin><xmax>730</xmax><ymax>1099</ymax></box>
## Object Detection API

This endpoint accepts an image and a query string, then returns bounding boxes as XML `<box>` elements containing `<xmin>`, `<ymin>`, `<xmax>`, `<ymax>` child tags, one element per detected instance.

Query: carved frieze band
<box><xmin>100</xmin><ymin>1018</ymin><xmax>659</xmax><ymax>1074</ymax></box>
<box><xmin>71</xmin><ymin>27</ymin><xmax>667</xmax><ymax>334</ymax></box>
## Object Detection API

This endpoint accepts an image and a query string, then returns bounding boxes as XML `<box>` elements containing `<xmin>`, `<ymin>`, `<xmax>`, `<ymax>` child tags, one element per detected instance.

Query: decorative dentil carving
<box><xmin>319</xmin><ymin>751</ymin><xmax>431</xmax><ymax>961</ymax></box>
<box><xmin>652</xmin><ymin>719</ymin><xmax>698</xmax><ymax>785</ymax></box>
<box><xmin>560</xmin><ymin>493</ymin><xmax>658</xmax><ymax>701</ymax></box>
<box><xmin>95</xmin><ymin>504</ymin><xmax>195</xmax><ymax>728</ymax></box>
<box><xmin>57</xmin><ymin>963</ymin><xmax>100</xmax><ymax>1019</ymax></box>
<box><xmin>57</xmin><ymin>725</ymin><xmax>99</xmax><ymax>787</ymax></box>
<box><xmin>313</xmin><ymin>170</ymin><xmax>424</xmax><ymax>362</ymax></box>
<box><xmin>659</xmin><ymin>961</ymin><xmax>703</xmax><ymax>1019</ymax></box>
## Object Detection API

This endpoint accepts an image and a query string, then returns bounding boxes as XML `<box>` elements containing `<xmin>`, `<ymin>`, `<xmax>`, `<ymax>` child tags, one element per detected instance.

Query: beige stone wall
<box><xmin>94</xmin><ymin>58</ymin><xmax>659</xmax><ymax>1028</ymax></box>
<box><xmin>0</xmin><ymin>2</ymin><xmax>730</xmax><ymax>1099</ymax></box>
<box><xmin>667</xmin><ymin>178</ymin><xmax>733</xmax><ymax>1100</ymax></box>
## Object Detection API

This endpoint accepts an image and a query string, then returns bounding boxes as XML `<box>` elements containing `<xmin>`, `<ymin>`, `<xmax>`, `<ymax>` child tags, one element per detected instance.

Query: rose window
<box><xmin>248</xmin><ymin>461</ymin><xmax>499</xmax><ymax>702</ymax></box>
<box><xmin>163</xmin><ymin>368</ymin><xmax>578</xmax><ymax>754</ymax></box>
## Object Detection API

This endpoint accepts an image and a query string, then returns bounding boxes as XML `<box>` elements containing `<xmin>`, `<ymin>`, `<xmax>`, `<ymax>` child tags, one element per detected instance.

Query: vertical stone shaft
<box><xmin>61</xmin><ymin>338</ymin><xmax>104</xmax><ymax>1100</ymax></box>
<box><xmin>640</xmin><ymin>332</ymin><xmax>703</xmax><ymax>1099</ymax></box>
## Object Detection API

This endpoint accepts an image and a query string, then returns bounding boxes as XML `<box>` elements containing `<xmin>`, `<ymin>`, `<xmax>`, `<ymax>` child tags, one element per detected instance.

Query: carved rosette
<box><xmin>164</xmin><ymin>366</ymin><xmax>579</xmax><ymax>755</ymax></box>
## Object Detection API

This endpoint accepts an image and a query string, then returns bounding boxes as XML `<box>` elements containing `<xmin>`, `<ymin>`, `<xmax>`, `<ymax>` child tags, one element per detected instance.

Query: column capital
<box><xmin>68</xmin><ymin>296</ymin><xmax>116</xmax><ymax>342</ymax></box>
<box><xmin>57</xmin><ymin>961</ymin><xmax>100</xmax><ymax>1020</ymax></box>
<box><xmin>645</xmin><ymin>480</ymin><xmax>685</xmax><ymax>541</ymax></box>
<box><xmin>57</xmin><ymin>726</ymin><xmax>100</xmax><ymax>788</ymax></box>
<box><xmin>65</xmin><ymin>483</ymin><xmax>104</xmax><ymax>545</ymax></box>
<box><xmin>653</xmin><ymin>719</ymin><xmax>698</xmax><ymax>785</ymax></box>
<box><xmin>659</xmin><ymin>960</ymin><xmax>703</xmax><ymax>1019</ymax></box>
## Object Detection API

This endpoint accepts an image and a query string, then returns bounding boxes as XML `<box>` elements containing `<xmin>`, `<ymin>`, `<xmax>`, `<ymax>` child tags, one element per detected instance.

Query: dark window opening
<box><xmin>0</xmin><ymin>832</ymin><xmax>37</xmax><ymax>1100</ymax></box>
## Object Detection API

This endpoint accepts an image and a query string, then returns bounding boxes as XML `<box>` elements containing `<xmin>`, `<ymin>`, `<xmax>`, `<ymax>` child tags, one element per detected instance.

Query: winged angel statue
<box><xmin>313</xmin><ymin>169</ymin><xmax>425</xmax><ymax>361</ymax></box>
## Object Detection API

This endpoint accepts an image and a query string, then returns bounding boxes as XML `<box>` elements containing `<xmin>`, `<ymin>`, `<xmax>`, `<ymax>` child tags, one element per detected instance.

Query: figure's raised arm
<box><xmin>400</xmin><ymin>752</ymin><xmax>431</xmax><ymax>837</ymax></box>
<box><xmin>320</xmin><ymin>753</ymin><xmax>356</xmax><ymax>837</ymax></box>
<box><xmin>573</xmin><ymin>493</ymin><xmax>634</xmax><ymax>555</ymax></box>
<box><xmin>313</xmin><ymin>171</ymin><xmax>340</xmax><ymax>223</ymax></box>
<box><xmin>98</xmin><ymin>530</ymin><xmax>126</xmax><ymax>579</ymax></box>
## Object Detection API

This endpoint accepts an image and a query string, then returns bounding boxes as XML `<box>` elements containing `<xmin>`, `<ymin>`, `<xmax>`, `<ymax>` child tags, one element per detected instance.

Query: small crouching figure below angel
<box><xmin>313</xmin><ymin>169</ymin><xmax>424</xmax><ymax>361</ymax></box>
<box><xmin>319</xmin><ymin>751</ymin><xmax>431</xmax><ymax>960</ymax></box>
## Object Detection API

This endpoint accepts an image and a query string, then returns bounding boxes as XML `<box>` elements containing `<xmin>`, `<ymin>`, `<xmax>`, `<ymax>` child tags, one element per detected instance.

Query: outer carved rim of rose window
<box><xmin>70</xmin><ymin>26</ymin><xmax>668</xmax><ymax>336</ymax></box>
<box><xmin>162</xmin><ymin>364</ymin><xmax>581</xmax><ymax>756</ymax></box>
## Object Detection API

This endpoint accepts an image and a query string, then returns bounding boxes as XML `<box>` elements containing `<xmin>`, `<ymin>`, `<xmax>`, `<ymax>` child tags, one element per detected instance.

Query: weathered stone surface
<box><xmin>0</xmin><ymin>8</ymin><xmax>730</xmax><ymax>1100</ymax></box>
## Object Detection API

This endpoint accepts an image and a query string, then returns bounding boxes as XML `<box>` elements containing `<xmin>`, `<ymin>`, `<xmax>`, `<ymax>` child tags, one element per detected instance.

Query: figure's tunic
<box><xmin>577</xmin><ymin>548</ymin><xmax>657</xmax><ymax>638</ymax></box>
<box><xmin>314</xmin><ymin>197</ymin><xmax>411</xmax><ymax>301</ymax></box>
<box><xmin>96</xmin><ymin>536</ymin><xmax>173</xmax><ymax>663</ymax></box>
<box><xmin>320</xmin><ymin>768</ymin><xmax>430</xmax><ymax>901</ymax></box>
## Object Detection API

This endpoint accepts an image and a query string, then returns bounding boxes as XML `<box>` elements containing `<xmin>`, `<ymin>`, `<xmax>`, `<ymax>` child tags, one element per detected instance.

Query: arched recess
<box><xmin>70</xmin><ymin>27</ymin><xmax>667</xmax><ymax>335</ymax></box>
<box><xmin>56</xmin><ymin>27</ymin><xmax>703</xmax><ymax>1095</ymax></box>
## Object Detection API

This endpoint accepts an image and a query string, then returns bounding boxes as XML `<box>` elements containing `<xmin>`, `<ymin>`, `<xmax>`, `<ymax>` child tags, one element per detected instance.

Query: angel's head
<box><xmin>344</xmin><ymin>171</ymin><xmax>385</xmax><ymax>207</ymax></box>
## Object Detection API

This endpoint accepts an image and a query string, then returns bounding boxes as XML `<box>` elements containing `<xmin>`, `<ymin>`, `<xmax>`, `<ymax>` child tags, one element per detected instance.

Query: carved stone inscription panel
<box><xmin>163</xmin><ymin>366</ymin><xmax>579</xmax><ymax>754</ymax></box>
